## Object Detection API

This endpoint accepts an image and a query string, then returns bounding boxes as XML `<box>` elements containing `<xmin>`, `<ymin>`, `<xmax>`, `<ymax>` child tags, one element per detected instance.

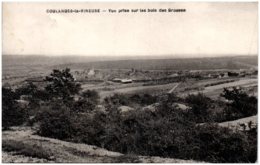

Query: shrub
<box><xmin>2</xmin><ymin>87</ymin><xmax>28</xmax><ymax>129</ymax></box>
<box><xmin>2</xmin><ymin>139</ymin><xmax>54</xmax><ymax>160</ymax></box>
<box><xmin>112</xmin><ymin>154</ymin><xmax>141</xmax><ymax>163</ymax></box>
<box><xmin>31</xmin><ymin>72</ymin><xmax>256</xmax><ymax>163</ymax></box>
<box><xmin>37</xmin><ymin>103</ymin><xmax>74</xmax><ymax>140</ymax></box>
<box><xmin>130</xmin><ymin>93</ymin><xmax>157</xmax><ymax>106</ymax></box>
<box><xmin>35</xmin><ymin>96</ymin><xmax>257</xmax><ymax>163</ymax></box>
<box><xmin>15</xmin><ymin>82</ymin><xmax>49</xmax><ymax>115</ymax></box>
<box><xmin>189</xmin><ymin>124</ymin><xmax>256</xmax><ymax>163</ymax></box>
<box><xmin>72</xmin><ymin>90</ymin><xmax>99</xmax><ymax>113</ymax></box>
<box><xmin>104</xmin><ymin>93</ymin><xmax>158</xmax><ymax>108</ymax></box>
<box><xmin>81</xmin><ymin>90</ymin><xmax>99</xmax><ymax>103</ymax></box>
<box><xmin>185</xmin><ymin>93</ymin><xmax>212</xmax><ymax>122</ymax></box>
<box><xmin>221</xmin><ymin>87</ymin><xmax>257</xmax><ymax>118</ymax></box>
<box><xmin>104</xmin><ymin>94</ymin><xmax>129</xmax><ymax>106</ymax></box>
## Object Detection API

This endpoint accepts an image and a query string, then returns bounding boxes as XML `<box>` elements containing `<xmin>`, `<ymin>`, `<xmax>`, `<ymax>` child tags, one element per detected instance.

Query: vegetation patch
<box><xmin>64</xmin><ymin>146</ymin><xmax>90</xmax><ymax>157</ymax></box>
<box><xmin>2</xmin><ymin>139</ymin><xmax>54</xmax><ymax>160</ymax></box>
<box><xmin>112</xmin><ymin>154</ymin><xmax>142</xmax><ymax>163</ymax></box>
<box><xmin>204</xmin><ymin>79</ymin><xmax>236</xmax><ymax>87</ymax></box>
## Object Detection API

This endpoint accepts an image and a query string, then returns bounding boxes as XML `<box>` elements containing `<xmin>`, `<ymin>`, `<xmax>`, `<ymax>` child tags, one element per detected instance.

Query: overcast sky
<box><xmin>3</xmin><ymin>2</ymin><xmax>258</xmax><ymax>57</ymax></box>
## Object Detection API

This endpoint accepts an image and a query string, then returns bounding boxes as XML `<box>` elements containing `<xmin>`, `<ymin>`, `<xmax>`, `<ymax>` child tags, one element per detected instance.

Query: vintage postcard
<box><xmin>2</xmin><ymin>2</ymin><xmax>258</xmax><ymax>163</ymax></box>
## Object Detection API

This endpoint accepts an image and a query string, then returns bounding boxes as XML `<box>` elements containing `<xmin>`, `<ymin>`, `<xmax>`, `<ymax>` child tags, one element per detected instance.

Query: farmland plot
<box><xmin>99</xmin><ymin>82</ymin><xmax>179</xmax><ymax>99</ymax></box>
<box><xmin>182</xmin><ymin>78</ymin><xmax>257</xmax><ymax>99</ymax></box>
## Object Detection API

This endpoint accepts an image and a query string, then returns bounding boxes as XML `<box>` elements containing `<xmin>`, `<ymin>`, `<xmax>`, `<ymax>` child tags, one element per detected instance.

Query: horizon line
<box><xmin>2</xmin><ymin>54</ymin><xmax>258</xmax><ymax>59</ymax></box>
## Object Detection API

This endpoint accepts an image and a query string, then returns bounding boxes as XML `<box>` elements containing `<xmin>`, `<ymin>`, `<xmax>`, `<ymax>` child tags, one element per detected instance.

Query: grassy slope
<box><xmin>2</xmin><ymin>127</ymin><xmax>200</xmax><ymax>163</ymax></box>
<box><xmin>218</xmin><ymin>115</ymin><xmax>257</xmax><ymax>130</ymax></box>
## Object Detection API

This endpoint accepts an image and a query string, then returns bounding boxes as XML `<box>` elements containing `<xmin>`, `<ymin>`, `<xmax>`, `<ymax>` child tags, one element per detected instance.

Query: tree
<box><xmin>45</xmin><ymin>68</ymin><xmax>81</xmax><ymax>103</ymax></box>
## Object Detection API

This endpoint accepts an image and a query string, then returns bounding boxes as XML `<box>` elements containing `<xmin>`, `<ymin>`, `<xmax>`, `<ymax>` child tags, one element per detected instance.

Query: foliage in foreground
<box><xmin>37</xmin><ymin>94</ymin><xmax>257</xmax><ymax>163</ymax></box>
<box><xmin>221</xmin><ymin>87</ymin><xmax>257</xmax><ymax>119</ymax></box>
<box><xmin>2</xmin><ymin>87</ymin><xmax>28</xmax><ymax>129</ymax></box>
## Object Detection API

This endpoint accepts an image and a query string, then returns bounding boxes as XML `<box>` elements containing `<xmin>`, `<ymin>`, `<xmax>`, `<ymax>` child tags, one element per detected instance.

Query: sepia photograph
<box><xmin>2</xmin><ymin>2</ymin><xmax>258</xmax><ymax>163</ymax></box>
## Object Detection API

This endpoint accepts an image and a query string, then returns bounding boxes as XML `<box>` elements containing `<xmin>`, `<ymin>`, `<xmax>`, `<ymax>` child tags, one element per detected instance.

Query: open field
<box><xmin>88</xmin><ymin>77</ymin><xmax>257</xmax><ymax>100</ymax></box>
<box><xmin>204</xmin><ymin>78</ymin><xmax>257</xmax><ymax>92</ymax></box>
<box><xmin>98</xmin><ymin>82</ymin><xmax>178</xmax><ymax>99</ymax></box>
<box><xmin>180</xmin><ymin>78</ymin><xmax>257</xmax><ymax>99</ymax></box>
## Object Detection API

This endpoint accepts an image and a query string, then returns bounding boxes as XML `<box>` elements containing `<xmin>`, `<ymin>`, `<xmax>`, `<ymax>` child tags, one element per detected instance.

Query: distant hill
<box><xmin>3</xmin><ymin>55</ymin><xmax>182</xmax><ymax>67</ymax></box>
<box><xmin>54</xmin><ymin>56</ymin><xmax>258</xmax><ymax>70</ymax></box>
<box><xmin>3</xmin><ymin>55</ymin><xmax>258</xmax><ymax>71</ymax></box>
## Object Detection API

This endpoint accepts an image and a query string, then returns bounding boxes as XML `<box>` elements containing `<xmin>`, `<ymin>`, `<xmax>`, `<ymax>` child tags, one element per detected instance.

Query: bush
<box><xmin>35</xmin><ymin>94</ymin><xmax>257</xmax><ymax>163</ymax></box>
<box><xmin>72</xmin><ymin>90</ymin><xmax>99</xmax><ymax>113</ymax></box>
<box><xmin>104</xmin><ymin>93</ymin><xmax>158</xmax><ymax>108</ymax></box>
<box><xmin>15</xmin><ymin>82</ymin><xmax>49</xmax><ymax>115</ymax></box>
<box><xmin>81</xmin><ymin>90</ymin><xmax>99</xmax><ymax>103</ymax></box>
<box><xmin>129</xmin><ymin>94</ymin><xmax>157</xmax><ymax>106</ymax></box>
<box><xmin>189</xmin><ymin>124</ymin><xmax>256</xmax><ymax>163</ymax></box>
<box><xmin>2</xmin><ymin>87</ymin><xmax>28</xmax><ymax>129</ymax></box>
<box><xmin>37</xmin><ymin>103</ymin><xmax>74</xmax><ymax>140</ymax></box>
<box><xmin>2</xmin><ymin>139</ymin><xmax>54</xmax><ymax>160</ymax></box>
<box><xmin>221</xmin><ymin>87</ymin><xmax>257</xmax><ymax>118</ymax></box>
<box><xmin>104</xmin><ymin>94</ymin><xmax>129</xmax><ymax>106</ymax></box>
<box><xmin>72</xmin><ymin>99</ymin><xmax>96</xmax><ymax>113</ymax></box>
<box><xmin>78</xmin><ymin>103</ymin><xmax>256</xmax><ymax>163</ymax></box>
<box><xmin>185</xmin><ymin>93</ymin><xmax>213</xmax><ymax>122</ymax></box>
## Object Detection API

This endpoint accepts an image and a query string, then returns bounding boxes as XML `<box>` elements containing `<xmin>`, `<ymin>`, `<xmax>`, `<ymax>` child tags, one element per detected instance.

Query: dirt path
<box><xmin>2</xmin><ymin>127</ymin><xmax>200</xmax><ymax>163</ymax></box>
<box><xmin>168</xmin><ymin>83</ymin><xmax>180</xmax><ymax>94</ymax></box>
